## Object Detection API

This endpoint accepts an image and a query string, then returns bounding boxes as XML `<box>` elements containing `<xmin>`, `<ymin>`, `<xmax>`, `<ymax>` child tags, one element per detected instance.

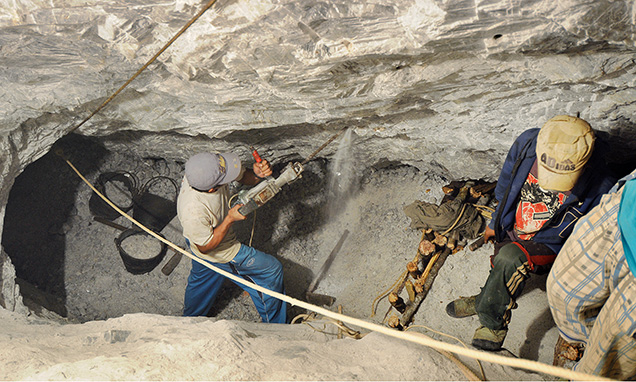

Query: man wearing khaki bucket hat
<box><xmin>446</xmin><ymin>115</ymin><xmax>616</xmax><ymax>352</ymax></box>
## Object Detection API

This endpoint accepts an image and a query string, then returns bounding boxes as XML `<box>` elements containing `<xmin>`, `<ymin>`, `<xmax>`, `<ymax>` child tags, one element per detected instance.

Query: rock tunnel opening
<box><xmin>2</xmin><ymin>131</ymin><xmax>437</xmax><ymax>324</ymax></box>
<box><xmin>5</xmin><ymin>128</ymin><xmax>636</xmax><ymax>327</ymax></box>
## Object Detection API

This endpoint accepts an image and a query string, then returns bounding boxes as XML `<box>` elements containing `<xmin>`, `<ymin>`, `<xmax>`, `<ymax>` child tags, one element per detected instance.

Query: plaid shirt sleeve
<box><xmin>547</xmin><ymin>185</ymin><xmax>636</xmax><ymax>379</ymax></box>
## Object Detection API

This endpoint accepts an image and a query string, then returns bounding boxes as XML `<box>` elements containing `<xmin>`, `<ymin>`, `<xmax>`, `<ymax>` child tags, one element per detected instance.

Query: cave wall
<box><xmin>1</xmin><ymin>0</ymin><xmax>636</xmax><ymax>312</ymax></box>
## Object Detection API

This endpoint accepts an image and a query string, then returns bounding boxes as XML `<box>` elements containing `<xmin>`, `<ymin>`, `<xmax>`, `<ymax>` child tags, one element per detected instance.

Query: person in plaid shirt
<box><xmin>547</xmin><ymin>170</ymin><xmax>636</xmax><ymax>379</ymax></box>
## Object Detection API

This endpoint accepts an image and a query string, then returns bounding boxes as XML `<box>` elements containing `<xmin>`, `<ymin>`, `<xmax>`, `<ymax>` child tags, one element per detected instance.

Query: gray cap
<box><xmin>185</xmin><ymin>152</ymin><xmax>242</xmax><ymax>191</ymax></box>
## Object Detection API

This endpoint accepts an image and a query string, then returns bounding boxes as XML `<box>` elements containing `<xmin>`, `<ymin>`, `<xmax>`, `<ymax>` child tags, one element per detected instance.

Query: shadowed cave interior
<box><xmin>2</xmin><ymin>132</ymin><xmax>429</xmax><ymax>324</ymax></box>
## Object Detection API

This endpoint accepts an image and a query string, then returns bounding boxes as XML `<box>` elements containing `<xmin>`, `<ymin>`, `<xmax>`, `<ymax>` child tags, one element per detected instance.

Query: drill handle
<box><xmin>250</xmin><ymin>146</ymin><xmax>263</xmax><ymax>163</ymax></box>
<box><xmin>238</xmin><ymin>200</ymin><xmax>259</xmax><ymax>216</ymax></box>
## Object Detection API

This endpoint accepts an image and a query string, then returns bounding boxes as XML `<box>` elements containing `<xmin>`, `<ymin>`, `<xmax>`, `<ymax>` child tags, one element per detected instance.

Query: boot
<box><xmin>553</xmin><ymin>336</ymin><xmax>584</xmax><ymax>369</ymax></box>
<box><xmin>472</xmin><ymin>326</ymin><xmax>508</xmax><ymax>351</ymax></box>
<box><xmin>445</xmin><ymin>295</ymin><xmax>477</xmax><ymax>318</ymax></box>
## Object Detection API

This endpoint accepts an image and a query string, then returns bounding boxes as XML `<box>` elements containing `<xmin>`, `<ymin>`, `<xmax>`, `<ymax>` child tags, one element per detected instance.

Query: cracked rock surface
<box><xmin>1</xmin><ymin>0</ymin><xmax>636</xmax><ymax>380</ymax></box>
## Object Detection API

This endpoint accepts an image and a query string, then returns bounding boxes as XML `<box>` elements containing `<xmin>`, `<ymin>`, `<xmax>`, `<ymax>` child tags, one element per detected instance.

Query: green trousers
<box><xmin>474</xmin><ymin>240</ymin><xmax>554</xmax><ymax>330</ymax></box>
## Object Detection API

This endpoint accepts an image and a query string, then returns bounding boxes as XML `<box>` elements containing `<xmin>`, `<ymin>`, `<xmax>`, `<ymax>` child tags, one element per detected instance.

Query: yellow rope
<box><xmin>371</xmin><ymin>230</ymin><xmax>426</xmax><ymax>317</ymax></box>
<box><xmin>60</xmin><ymin>156</ymin><xmax>613</xmax><ymax>382</ymax></box>
<box><xmin>407</xmin><ymin>324</ymin><xmax>486</xmax><ymax>381</ymax></box>
<box><xmin>68</xmin><ymin>0</ymin><xmax>219</xmax><ymax>134</ymax></box>
<box><xmin>474</xmin><ymin>204</ymin><xmax>495</xmax><ymax>213</ymax></box>
<box><xmin>377</xmin><ymin>206</ymin><xmax>462</xmax><ymax>320</ymax></box>
<box><xmin>473</xmin><ymin>204</ymin><xmax>494</xmax><ymax>220</ymax></box>
<box><xmin>291</xmin><ymin>313</ymin><xmax>365</xmax><ymax>339</ymax></box>
<box><xmin>43</xmin><ymin>0</ymin><xmax>600</xmax><ymax>377</ymax></box>
<box><xmin>441</xmin><ymin>203</ymin><xmax>467</xmax><ymax>236</ymax></box>
<box><xmin>370</xmin><ymin>269</ymin><xmax>407</xmax><ymax>317</ymax></box>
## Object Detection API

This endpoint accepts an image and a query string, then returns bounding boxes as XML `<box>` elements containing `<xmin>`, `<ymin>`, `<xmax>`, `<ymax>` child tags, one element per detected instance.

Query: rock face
<box><xmin>2</xmin><ymin>1</ymin><xmax>636</xmax><ymax>189</ymax></box>
<box><xmin>1</xmin><ymin>0</ymin><xmax>636</xmax><ymax>379</ymax></box>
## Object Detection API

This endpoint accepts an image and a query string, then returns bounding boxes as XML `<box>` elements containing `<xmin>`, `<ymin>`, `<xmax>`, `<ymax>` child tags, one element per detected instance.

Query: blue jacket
<box><xmin>488</xmin><ymin>128</ymin><xmax>616</xmax><ymax>254</ymax></box>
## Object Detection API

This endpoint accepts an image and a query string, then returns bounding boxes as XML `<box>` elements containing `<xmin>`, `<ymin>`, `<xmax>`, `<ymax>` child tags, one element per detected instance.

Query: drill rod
<box><xmin>301</xmin><ymin>127</ymin><xmax>348</xmax><ymax>165</ymax></box>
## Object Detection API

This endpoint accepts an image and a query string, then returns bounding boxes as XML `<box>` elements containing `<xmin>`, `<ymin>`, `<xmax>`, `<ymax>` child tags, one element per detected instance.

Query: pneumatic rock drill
<box><xmin>232</xmin><ymin>159</ymin><xmax>304</xmax><ymax>216</ymax></box>
<box><xmin>232</xmin><ymin>128</ymin><xmax>347</xmax><ymax>216</ymax></box>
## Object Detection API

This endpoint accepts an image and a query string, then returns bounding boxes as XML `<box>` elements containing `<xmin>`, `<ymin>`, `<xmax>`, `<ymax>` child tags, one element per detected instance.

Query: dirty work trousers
<box><xmin>183</xmin><ymin>243</ymin><xmax>287</xmax><ymax>324</ymax></box>
<box><xmin>547</xmin><ymin>187</ymin><xmax>636</xmax><ymax>380</ymax></box>
<box><xmin>475</xmin><ymin>240</ymin><xmax>555</xmax><ymax>331</ymax></box>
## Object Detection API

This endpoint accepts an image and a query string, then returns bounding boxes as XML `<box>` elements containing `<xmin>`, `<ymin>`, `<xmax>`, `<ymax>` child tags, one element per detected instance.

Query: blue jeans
<box><xmin>183</xmin><ymin>243</ymin><xmax>287</xmax><ymax>323</ymax></box>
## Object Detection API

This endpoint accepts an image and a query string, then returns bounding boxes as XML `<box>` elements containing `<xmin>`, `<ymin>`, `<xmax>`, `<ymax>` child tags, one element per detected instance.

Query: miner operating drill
<box><xmin>176</xmin><ymin>151</ymin><xmax>287</xmax><ymax>323</ymax></box>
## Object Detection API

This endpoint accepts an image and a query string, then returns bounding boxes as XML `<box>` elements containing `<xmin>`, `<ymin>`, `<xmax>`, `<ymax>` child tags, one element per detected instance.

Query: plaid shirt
<box><xmin>547</xmin><ymin>177</ymin><xmax>636</xmax><ymax>379</ymax></box>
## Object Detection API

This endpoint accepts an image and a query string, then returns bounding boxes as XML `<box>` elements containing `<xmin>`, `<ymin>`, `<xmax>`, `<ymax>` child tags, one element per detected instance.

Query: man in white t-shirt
<box><xmin>177</xmin><ymin>152</ymin><xmax>286</xmax><ymax>323</ymax></box>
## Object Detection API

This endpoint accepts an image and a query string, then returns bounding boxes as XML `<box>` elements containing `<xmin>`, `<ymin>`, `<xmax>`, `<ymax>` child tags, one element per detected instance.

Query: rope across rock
<box><xmin>59</xmin><ymin>153</ymin><xmax>610</xmax><ymax>382</ymax></box>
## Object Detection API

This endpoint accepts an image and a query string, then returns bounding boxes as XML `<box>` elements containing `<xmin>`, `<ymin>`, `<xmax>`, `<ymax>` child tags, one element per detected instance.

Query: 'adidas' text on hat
<box><xmin>536</xmin><ymin>115</ymin><xmax>595</xmax><ymax>192</ymax></box>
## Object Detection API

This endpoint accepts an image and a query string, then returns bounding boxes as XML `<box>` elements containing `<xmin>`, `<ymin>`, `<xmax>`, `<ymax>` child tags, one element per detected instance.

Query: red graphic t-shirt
<box><xmin>514</xmin><ymin>161</ymin><xmax>570</xmax><ymax>240</ymax></box>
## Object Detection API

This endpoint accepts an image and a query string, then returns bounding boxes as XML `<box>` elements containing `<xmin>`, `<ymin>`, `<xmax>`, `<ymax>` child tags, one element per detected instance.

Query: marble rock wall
<box><xmin>1</xmin><ymin>0</ymin><xmax>636</xmax><ymax>311</ymax></box>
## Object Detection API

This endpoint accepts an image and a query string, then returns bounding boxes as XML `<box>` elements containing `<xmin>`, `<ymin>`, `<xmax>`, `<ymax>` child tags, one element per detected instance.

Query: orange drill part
<box><xmin>250</xmin><ymin>146</ymin><xmax>262</xmax><ymax>163</ymax></box>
